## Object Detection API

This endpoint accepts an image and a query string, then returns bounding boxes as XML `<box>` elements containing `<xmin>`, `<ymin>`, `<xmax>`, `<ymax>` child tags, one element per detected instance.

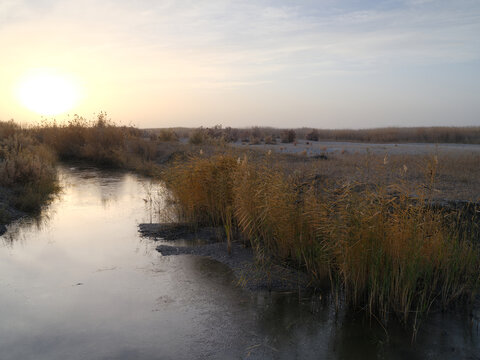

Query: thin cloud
<box><xmin>1</xmin><ymin>0</ymin><xmax>479</xmax><ymax>127</ymax></box>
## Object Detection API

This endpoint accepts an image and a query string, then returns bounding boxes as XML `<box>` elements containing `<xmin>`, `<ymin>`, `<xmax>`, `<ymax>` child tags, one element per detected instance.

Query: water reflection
<box><xmin>0</xmin><ymin>164</ymin><xmax>478</xmax><ymax>360</ymax></box>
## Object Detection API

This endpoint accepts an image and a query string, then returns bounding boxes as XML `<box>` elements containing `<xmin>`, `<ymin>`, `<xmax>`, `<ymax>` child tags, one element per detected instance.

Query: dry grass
<box><xmin>325</xmin><ymin>184</ymin><xmax>479</xmax><ymax>326</ymax></box>
<box><xmin>165</xmin><ymin>152</ymin><xmax>480</xmax><ymax>331</ymax></box>
<box><xmin>164</xmin><ymin>154</ymin><xmax>237</xmax><ymax>227</ymax></box>
<box><xmin>32</xmin><ymin>113</ymin><xmax>163</xmax><ymax>176</ymax></box>
<box><xmin>0</xmin><ymin>121</ymin><xmax>59</xmax><ymax>213</ymax></box>
<box><xmin>271</xmin><ymin>150</ymin><xmax>480</xmax><ymax>202</ymax></box>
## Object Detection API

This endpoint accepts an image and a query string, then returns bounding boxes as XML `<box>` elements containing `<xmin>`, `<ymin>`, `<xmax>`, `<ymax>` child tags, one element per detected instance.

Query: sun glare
<box><xmin>16</xmin><ymin>70</ymin><xmax>80</xmax><ymax>116</ymax></box>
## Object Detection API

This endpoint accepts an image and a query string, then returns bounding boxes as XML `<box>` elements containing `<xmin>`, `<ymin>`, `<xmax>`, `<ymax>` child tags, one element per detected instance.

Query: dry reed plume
<box><xmin>165</xmin><ymin>153</ymin><xmax>480</xmax><ymax>331</ymax></box>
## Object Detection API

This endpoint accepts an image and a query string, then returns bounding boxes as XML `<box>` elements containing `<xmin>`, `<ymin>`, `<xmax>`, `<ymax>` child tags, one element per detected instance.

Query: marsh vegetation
<box><xmin>1</xmin><ymin>117</ymin><xmax>479</xmax><ymax>335</ymax></box>
<box><xmin>0</xmin><ymin>121</ymin><xmax>58</xmax><ymax>228</ymax></box>
<box><xmin>165</xmin><ymin>152</ymin><xmax>479</xmax><ymax>332</ymax></box>
<box><xmin>150</xmin><ymin>125</ymin><xmax>480</xmax><ymax>145</ymax></box>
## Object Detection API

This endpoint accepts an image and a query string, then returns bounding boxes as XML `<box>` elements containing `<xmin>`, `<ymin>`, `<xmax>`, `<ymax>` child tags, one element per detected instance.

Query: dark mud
<box><xmin>138</xmin><ymin>223</ymin><xmax>225</xmax><ymax>241</ymax></box>
<box><xmin>139</xmin><ymin>223</ymin><xmax>311</xmax><ymax>292</ymax></box>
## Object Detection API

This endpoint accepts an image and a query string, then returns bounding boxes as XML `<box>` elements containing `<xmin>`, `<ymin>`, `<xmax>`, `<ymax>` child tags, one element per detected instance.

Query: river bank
<box><xmin>139</xmin><ymin>223</ymin><xmax>311</xmax><ymax>292</ymax></box>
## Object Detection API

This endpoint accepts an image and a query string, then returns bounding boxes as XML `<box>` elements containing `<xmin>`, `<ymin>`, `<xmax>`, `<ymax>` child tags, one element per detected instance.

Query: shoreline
<box><xmin>139</xmin><ymin>223</ymin><xmax>311</xmax><ymax>292</ymax></box>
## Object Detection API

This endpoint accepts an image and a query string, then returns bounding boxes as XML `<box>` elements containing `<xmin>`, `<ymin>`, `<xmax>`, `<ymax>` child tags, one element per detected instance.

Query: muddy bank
<box><xmin>139</xmin><ymin>223</ymin><xmax>311</xmax><ymax>292</ymax></box>
<box><xmin>0</xmin><ymin>187</ymin><xmax>26</xmax><ymax>236</ymax></box>
<box><xmin>138</xmin><ymin>223</ymin><xmax>224</xmax><ymax>241</ymax></box>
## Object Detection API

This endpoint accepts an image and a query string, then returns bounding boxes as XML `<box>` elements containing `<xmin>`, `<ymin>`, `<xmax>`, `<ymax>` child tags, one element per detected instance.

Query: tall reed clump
<box><xmin>164</xmin><ymin>154</ymin><xmax>239</xmax><ymax>251</ymax></box>
<box><xmin>0</xmin><ymin>121</ymin><xmax>58</xmax><ymax>212</ymax></box>
<box><xmin>164</xmin><ymin>154</ymin><xmax>480</xmax><ymax>329</ymax></box>
<box><xmin>34</xmin><ymin>114</ymin><xmax>160</xmax><ymax>175</ymax></box>
<box><xmin>234</xmin><ymin>158</ymin><xmax>335</xmax><ymax>282</ymax></box>
<box><xmin>324</xmin><ymin>184</ymin><xmax>479</xmax><ymax>326</ymax></box>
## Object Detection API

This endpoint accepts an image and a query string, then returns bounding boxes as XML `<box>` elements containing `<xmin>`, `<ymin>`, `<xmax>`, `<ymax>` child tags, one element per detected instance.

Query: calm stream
<box><xmin>0</xmin><ymin>165</ymin><xmax>479</xmax><ymax>359</ymax></box>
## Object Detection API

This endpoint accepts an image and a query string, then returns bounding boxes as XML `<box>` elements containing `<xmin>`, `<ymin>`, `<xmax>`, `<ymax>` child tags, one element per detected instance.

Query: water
<box><xmin>0</xmin><ymin>164</ymin><xmax>479</xmax><ymax>360</ymax></box>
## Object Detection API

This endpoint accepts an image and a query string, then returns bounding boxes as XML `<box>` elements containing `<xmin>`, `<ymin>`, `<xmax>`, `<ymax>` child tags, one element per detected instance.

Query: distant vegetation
<box><xmin>148</xmin><ymin>125</ymin><xmax>480</xmax><ymax>145</ymax></box>
<box><xmin>33</xmin><ymin>113</ymin><xmax>162</xmax><ymax>175</ymax></box>
<box><xmin>300</xmin><ymin>126</ymin><xmax>480</xmax><ymax>144</ymax></box>
<box><xmin>280</xmin><ymin>129</ymin><xmax>296</xmax><ymax>143</ymax></box>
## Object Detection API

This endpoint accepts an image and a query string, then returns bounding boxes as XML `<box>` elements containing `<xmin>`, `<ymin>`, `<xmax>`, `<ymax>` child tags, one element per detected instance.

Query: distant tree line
<box><xmin>146</xmin><ymin>125</ymin><xmax>480</xmax><ymax>145</ymax></box>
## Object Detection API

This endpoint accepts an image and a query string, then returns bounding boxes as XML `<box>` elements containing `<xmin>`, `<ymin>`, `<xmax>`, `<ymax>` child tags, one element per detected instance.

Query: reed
<box><xmin>164</xmin><ymin>153</ymin><xmax>480</xmax><ymax>329</ymax></box>
<box><xmin>0</xmin><ymin>121</ymin><xmax>58</xmax><ymax>212</ymax></box>
<box><xmin>164</xmin><ymin>155</ymin><xmax>239</xmax><ymax>220</ymax></box>
<box><xmin>33</xmin><ymin>113</ymin><xmax>162</xmax><ymax>176</ymax></box>
<box><xmin>328</xmin><ymin>184</ymin><xmax>479</xmax><ymax>325</ymax></box>
<box><xmin>164</xmin><ymin>154</ymin><xmax>239</xmax><ymax>250</ymax></box>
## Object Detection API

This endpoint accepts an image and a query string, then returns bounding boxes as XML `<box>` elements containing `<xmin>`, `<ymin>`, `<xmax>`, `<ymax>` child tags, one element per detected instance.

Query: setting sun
<box><xmin>15</xmin><ymin>70</ymin><xmax>80</xmax><ymax>116</ymax></box>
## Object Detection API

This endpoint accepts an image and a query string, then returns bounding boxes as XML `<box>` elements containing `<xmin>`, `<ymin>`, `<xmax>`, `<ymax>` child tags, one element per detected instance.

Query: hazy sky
<box><xmin>1</xmin><ymin>0</ymin><xmax>479</xmax><ymax>128</ymax></box>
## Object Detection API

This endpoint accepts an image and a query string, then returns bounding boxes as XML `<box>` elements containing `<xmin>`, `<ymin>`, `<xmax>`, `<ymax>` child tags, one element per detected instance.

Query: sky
<box><xmin>0</xmin><ymin>0</ymin><xmax>479</xmax><ymax>128</ymax></box>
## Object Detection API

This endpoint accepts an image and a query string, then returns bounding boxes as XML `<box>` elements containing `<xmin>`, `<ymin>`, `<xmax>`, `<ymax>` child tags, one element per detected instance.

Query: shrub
<box><xmin>223</xmin><ymin>127</ymin><xmax>239</xmax><ymax>142</ymax></box>
<box><xmin>189</xmin><ymin>128</ymin><xmax>208</xmax><ymax>145</ymax></box>
<box><xmin>158</xmin><ymin>129</ymin><xmax>179</xmax><ymax>142</ymax></box>
<box><xmin>281</xmin><ymin>129</ymin><xmax>296</xmax><ymax>143</ymax></box>
<box><xmin>249</xmin><ymin>137</ymin><xmax>261</xmax><ymax>145</ymax></box>
<box><xmin>306</xmin><ymin>129</ymin><xmax>319</xmax><ymax>141</ymax></box>
<box><xmin>265</xmin><ymin>135</ymin><xmax>276</xmax><ymax>144</ymax></box>
<box><xmin>206</xmin><ymin>125</ymin><xmax>224</xmax><ymax>139</ymax></box>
